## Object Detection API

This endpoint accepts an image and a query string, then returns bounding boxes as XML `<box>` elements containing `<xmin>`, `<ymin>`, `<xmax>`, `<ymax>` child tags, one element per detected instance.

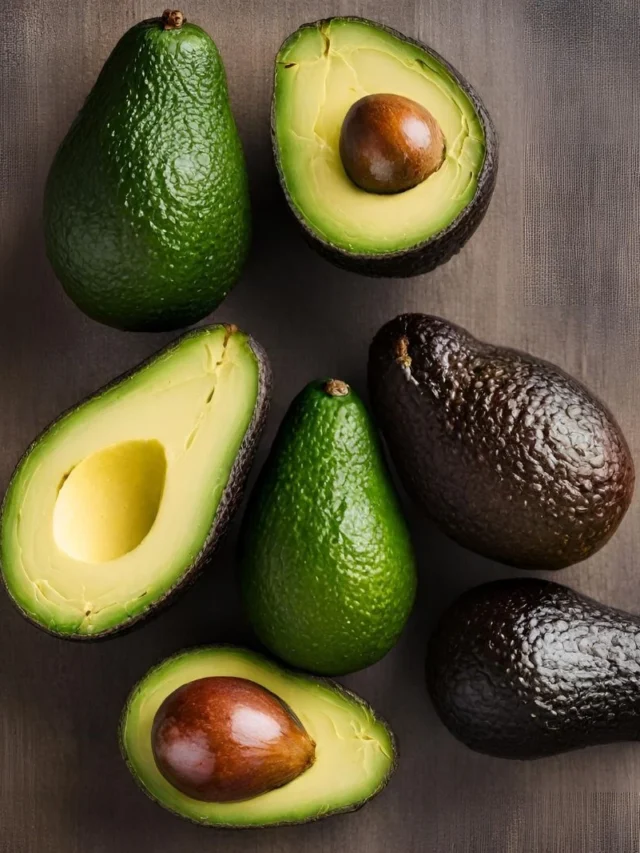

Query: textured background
<box><xmin>2</xmin><ymin>0</ymin><xmax>640</xmax><ymax>851</ymax></box>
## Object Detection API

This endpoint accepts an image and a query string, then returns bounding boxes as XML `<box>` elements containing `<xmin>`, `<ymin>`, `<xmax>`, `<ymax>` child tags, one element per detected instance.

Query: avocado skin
<box><xmin>427</xmin><ymin>578</ymin><xmax>640</xmax><ymax>759</ymax></box>
<box><xmin>120</xmin><ymin>645</ymin><xmax>398</xmax><ymax>828</ymax></box>
<box><xmin>368</xmin><ymin>314</ymin><xmax>634</xmax><ymax>570</ymax></box>
<box><xmin>44</xmin><ymin>16</ymin><xmax>250</xmax><ymax>331</ymax></box>
<box><xmin>0</xmin><ymin>325</ymin><xmax>271</xmax><ymax>641</ymax></box>
<box><xmin>271</xmin><ymin>17</ymin><xmax>498</xmax><ymax>278</ymax></box>
<box><xmin>240</xmin><ymin>380</ymin><xmax>417</xmax><ymax>675</ymax></box>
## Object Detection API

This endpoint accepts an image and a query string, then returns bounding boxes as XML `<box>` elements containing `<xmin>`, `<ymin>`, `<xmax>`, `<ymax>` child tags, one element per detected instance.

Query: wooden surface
<box><xmin>2</xmin><ymin>1</ymin><xmax>640</xmax><ymax>850</ymax></box>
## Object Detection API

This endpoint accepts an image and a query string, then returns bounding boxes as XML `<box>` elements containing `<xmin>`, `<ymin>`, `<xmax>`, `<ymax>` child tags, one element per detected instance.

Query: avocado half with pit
<box><xmin>0</xmin><ymin>325</ymin><xmax>270</xmax><ymax>639</ymax></box>
<box><xmin>272</xmin><ymin>17</ymin><xmax>498</xmax><ymax>277</ymax></box>
<box><xmin>121</xmin><ymin>646</ymin><xmax>396</xmax><ymax>827</ymax></box>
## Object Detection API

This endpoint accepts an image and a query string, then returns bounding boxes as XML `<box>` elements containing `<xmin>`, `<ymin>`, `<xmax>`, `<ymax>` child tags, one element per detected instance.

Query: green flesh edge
<box><xmin>241</xmin><ymin>380</ymin><xmax>417</xmax><ymax>675</ymax></box>
<box><xmin>121</xmin><ymin>647</ymin><xmax>395</xmax><ymax>827</ymax></box>
<box><xmin>274</xmin><ymin>18</ymin><xmax>486</xmax><ymax>256</ymax></box>
<box><xmin>0</xmin><ymin>327</ymin><xmax>260</xmax><ymax>637</ymax></box>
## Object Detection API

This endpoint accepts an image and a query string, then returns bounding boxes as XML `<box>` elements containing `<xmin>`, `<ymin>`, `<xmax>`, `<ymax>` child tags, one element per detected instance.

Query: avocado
<box><xmin>44</xmin><ymin>10</ymin><xmax>250</xmax><ymax>332</ymax></box>
<box><xmin>427</xmin><ymin>578</ymin><xmax>640</xmax><ymax>760</ymax></box>
<box><xmin>240</xmin><ymin>379</ymin><xmax>417</xmax><ymax>675</ymax></box>
<box><xmin>272</xmin><ymin>17</ymin><xmax>498</xmax><ymax>277</ymax></box>
<box><xmin>121</xmin><ymin>646</ymin><xmax>396</xmax><ymax>826</ymax></box>
<box><xmin>0</xmin><ymin>325</ymin><xmax>270</xmax><ymax>639</ymax></box>
<box><xmin>369</xmin><ymin>314</ymin><xmax>634</xmax><ymax>570</ymax></box>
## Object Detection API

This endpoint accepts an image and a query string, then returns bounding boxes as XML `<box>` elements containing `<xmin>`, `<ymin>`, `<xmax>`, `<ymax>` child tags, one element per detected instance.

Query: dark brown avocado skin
<box><xmin>427</xmin><ymin>578</ymin><xmax>640</xmax><ymax>760</ymax></box>
<box><xmin>0</xmin><ymin>325</ymin><xmax>271</xmax><ymax>641</ymax></box>
<box><xmin>271</xmin><ymin>17</ymin><xmax>499</xmax><ymax>278</ymax></box>
<box><xmin>368</xmin><ymin>314</ymin><xmax>634</xmax><ymax>570</ymax></box>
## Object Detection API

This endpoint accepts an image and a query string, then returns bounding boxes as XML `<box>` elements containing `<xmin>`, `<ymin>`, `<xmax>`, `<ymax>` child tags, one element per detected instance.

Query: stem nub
<box><xmin>395</xmin><ymin>336</ymin><xmax>412</xmax><ymax>368</ymax></box>
<box><xmin>162</xmin><ymin>9</ymin><xmax>185</xmax><ymax>29</ymax></box>
<box><xmin>324</xmin><ymin>379</ymin><xmax>350</xmax><ymax>398</ymax></box>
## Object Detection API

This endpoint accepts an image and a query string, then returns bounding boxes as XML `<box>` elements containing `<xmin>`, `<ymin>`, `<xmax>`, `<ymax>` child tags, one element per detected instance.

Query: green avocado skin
<box><xmin>240</xmin><ymin>380</ymin><xmax>417</xmax><ymax>676</ymax></box>
<box><xmin>44</xmin><ymin>16</ymin><xmax>250</xmax><ymax>332</ymax></box>
<box><xmin>427</xmin><ymin>579</ymin><xmax>640</xmax><ymax>759</ymax></box>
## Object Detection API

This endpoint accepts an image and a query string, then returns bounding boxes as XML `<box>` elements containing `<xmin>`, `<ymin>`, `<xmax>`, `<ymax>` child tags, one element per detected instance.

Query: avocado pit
<box><xmin>339</xmin><ymin>93</ymin><xmax>445</xmax><ymax>194</ymax></box>
<box><xmin>151</xmin><ymin>676</ymin><xmax>316</xmax><ymax>802</ymax></box>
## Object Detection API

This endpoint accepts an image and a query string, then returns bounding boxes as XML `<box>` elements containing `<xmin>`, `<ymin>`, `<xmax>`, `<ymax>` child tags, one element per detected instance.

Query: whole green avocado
<box><xmin>428</xmin><ymin>578</ymin><xmax>640</xmax><ymax>759</ymax></box>
<box><xmin>240</xmin><ymin>379</ymin><xmax>417</xmax><ymax>676</ymax></box>
<box><xmin>44</xmin><ymin>10</ymin><xmax>250</xmax><ymax>332</ymax></box>
<box><xmin>369</xmin><ymin>313</ymin><xmax>634</xmax><ymax>570</ymax></box>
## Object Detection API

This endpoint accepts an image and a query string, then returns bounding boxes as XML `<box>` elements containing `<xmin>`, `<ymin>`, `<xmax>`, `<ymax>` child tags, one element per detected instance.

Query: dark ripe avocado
<box><xmin>272</xmin><ymin>17</ymin><xmax>498</xmax><ymax>277</ymax></box>
<box><xmin>121</xmin><ymin>646</ymin><xmax>397</xmax><ymax>827</ymax></box>
<box><xmin>151</xmin><ymin>677</ymin><xmax>315</xmax><ymax>802</ymax></box>
<box><xmin>240</xmin><ymin>379</ymin><xmax>417</xmax><ymax>675</ymax></box>
<box><xmin>0</xmin><ymin>325</ymin><xmax>270</xmax><ymax>639</ymax></box>
<box><xmin>427</xmin><ymin>578</ymin><xmax>640</xmax><ymax>760</ymax></box>
<box><xmin>44</xmin><ymin>11</ymin><xmax>250</xmax><ymax>331</ymax></box>
<box><xmin>368</xmin><ymin>314</ymin><xmax>634</xmax><ymax>570</ymax></box>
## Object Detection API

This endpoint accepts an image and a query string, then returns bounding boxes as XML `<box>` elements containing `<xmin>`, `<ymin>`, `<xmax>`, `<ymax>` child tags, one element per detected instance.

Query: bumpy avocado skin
<box><xmin>0</xmin><ymin>326</ymin><xmax>271</xmax><ymax>640</ymax></box>
<box><xmin>240</xmin><ymin>380</ymin><xmax>417</xmax><ymax>676</ymax></box>
<box><xmin>272</xmin><ymin>17</ymin><xmax>498</xmax><ymax>278</ymax></box>
<box><xmin>427</xmin><ymin>578</ymin><xmax>640</xmax><ymax>759</ymax></box>
<box><xmin>44</xmin><ymin>16</ymin><xmax>250</xmax><ymax>331</ymax></box>
<box><xmin>368</xmin><ymin>314</ymin><xmax>634</xmax><ymax>570</ymax></box>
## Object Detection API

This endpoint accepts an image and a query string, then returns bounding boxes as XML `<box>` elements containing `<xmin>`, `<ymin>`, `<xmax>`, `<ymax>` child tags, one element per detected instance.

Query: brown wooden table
<box><xmin>2</xmin><ymin>1</ymin><xmax>640</xmax><ymax>850</ymax></box>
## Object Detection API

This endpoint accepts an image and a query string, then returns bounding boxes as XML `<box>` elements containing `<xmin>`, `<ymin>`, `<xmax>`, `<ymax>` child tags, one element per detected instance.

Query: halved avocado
<box><xmin>0</xmin><ymin>325</ymin><xmax>270</xmax><ymax>639</ymax></box>
<box><xmin>272</xmin><ymin>17</ymin><xmax>498</xmax><ymax>276</ymax></box>
<box><xmin>121</xmin><ymin>646</ymin><xmax>396</xmax><ymax>827</ymax></box>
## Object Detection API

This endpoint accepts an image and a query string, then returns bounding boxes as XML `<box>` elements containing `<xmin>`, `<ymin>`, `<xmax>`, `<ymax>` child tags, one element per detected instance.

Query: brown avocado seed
<box><xmin>151</xmin><ymin>677</ymin><xmax>316</xmax><ymax>803</ymax></box>
<box><xmin>339</xmin><ymin>93</ymin><xmax>445</xmax><ymax>194</ymax></box>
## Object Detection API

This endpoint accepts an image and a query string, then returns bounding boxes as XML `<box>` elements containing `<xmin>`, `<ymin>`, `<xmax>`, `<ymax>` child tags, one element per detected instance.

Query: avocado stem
<box><xmin>162</xmin><ymin>9</ymin><xmax>185</xmax><ymax>29</ymax></box>
<box><xmin>324</xmin><ymin>379</ymin><xmax>350</xmax><ymax>397</ymax></box>
<box><xmin>395</xmin><ymin>337</ymin><xmax>412</xmax><ymax>368</ymax></box>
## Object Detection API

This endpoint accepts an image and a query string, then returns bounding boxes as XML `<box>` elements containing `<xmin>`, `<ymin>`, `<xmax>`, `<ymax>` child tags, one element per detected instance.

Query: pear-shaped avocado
<box><xmin>369</xmin><ymin>314</ymin><xmax>634</xmax><ymax>570</ymax></box>
<box><xmin>427</xmin><ymin>578</ymin><xmax>640</xmax><ymax>759</ymax></box>
<box><xmin>0</xmin><ymin>325</ymin><xmax>270</xmax><ymax>638</ymax></box>
<box><xmin>240</xmin><ymin>379</ymin><xmax>417</xmax><ymax>675</ymax></box>
<box><xmin>44</xmin><ymin>11</ymin><xmax>250</xmax><ymax>332</ymax></box>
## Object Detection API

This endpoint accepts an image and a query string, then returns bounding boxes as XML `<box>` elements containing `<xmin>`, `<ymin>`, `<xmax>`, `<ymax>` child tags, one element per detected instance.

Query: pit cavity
<box><xmin>53</xmin><ymin>440</ymin><xmax>167</xmax><ymax>563</ymax></box>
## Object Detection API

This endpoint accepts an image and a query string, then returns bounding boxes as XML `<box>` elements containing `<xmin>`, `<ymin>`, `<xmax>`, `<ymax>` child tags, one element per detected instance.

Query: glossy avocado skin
<box><xmin>427</xmin><ymin>578</ymin><xmax>640</xmax><ymax>759</ymax></box>
<box><xmin>368</xmin><ymin>314</ymin><xmax>634</xmax><ymax>569</ymax></box>
<box><xmin>44</xmin><ymin>15</ymin><xmax>250</xmax><ymax>331</ymax></box>
<box><xmin>240</xmin><ymin>380</ymin><xmax>417</xmax><ymax>675</ymax></box>
<box><xmin>272</xmin><ymin>17</ymin><xmax>498</xmax><ymax>278</ymax></box>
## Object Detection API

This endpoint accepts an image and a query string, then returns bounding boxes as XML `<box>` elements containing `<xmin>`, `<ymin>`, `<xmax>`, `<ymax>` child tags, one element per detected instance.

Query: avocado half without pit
<box><xmin>121</xmin><ymin>647</ymin><xmax>396</xmax><ymax>827</ymax></box>
<box><xmin>272</xmin><ymin>17</ymin><xmax>498</xmax><ymax>277</ymax></box>
<box><xmin>0</xmin><ymin>325</ymin><xmax>270</xmax><ymax>638</ymax></box>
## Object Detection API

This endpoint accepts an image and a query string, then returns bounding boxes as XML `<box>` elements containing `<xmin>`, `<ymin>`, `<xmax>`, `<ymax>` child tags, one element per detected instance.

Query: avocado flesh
<box><xmin>274</xmin><ymin>18</ymin><xmax>485</xmax><ymax>255</ymax></box>
<box><xmin>1</xmin><ymin>327</ymin><xmax>264</xmax><ymax>637</ymax></box>
<box><xmin>121</xmin><ymin>647</ymin><xmax>395</xmax><ymax>826</ymax></box>
<box><xmin>427</xmin><ymin>579</ymin><xmax>640</xmax><ymax>759</ymax></box>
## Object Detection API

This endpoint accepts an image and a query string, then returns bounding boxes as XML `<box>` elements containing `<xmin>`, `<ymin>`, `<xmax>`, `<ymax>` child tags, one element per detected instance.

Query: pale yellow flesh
<box><xmin>1</xmin><ymin>329</ymin><xmax>259</xmax><ymax>635</ymax></box>
<box><xmin>122</xmin><ymin>648</ymin><xmax>395</xmax><ymax>826</ymax></box>
<box><xmin>275</xmin><ymin>19</ymin><xmax>486</xmax><ymax>254</ymax></box>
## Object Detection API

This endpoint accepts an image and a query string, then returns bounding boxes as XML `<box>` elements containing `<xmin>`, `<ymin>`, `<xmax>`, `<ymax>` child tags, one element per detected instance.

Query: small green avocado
<box><xmin>272</xmin><ymin>17</ymin><xmax>498</xmax><ymax>277</ymax></box>
<box><xmin>240</xmin><ymin>379</ymin><xmax>417</xmax><ymax>675</ymax></box>
<box><xmin>369</xmin><ymin>314</ymin><xmax>634</xmax><ymax>570</ymax></box>
<box><xmin>44</xmin><ymin>10</ymin><xmax>250</xmax><ymax>331</ymax></box>
<box><xmin>0</xmin><ymin>325</ymin><xmax>270</xmax><ymax>638</ymax></box>
<box><xmin>121</xmin><ymin>646</ymin><xmax>397</xmax><ymax>827</ymax></box>
<box><xmin>427</xmin><ymin>578</ymin><xmax>640</xmax><ymax>759</ymax></box>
